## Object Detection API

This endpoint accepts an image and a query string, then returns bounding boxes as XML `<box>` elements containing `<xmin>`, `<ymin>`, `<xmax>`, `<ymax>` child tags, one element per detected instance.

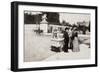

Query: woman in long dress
<box><xmin>72</xmin><ymin>29</ymin><xmax>80</xmax><ymax>52</ymax></box>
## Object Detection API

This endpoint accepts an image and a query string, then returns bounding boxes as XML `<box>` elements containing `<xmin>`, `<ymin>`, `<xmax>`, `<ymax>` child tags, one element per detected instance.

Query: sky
<box><xmin>59</xmin><ymin>12</ymin><xmax>90</xmax><ymax>25</ymax></box>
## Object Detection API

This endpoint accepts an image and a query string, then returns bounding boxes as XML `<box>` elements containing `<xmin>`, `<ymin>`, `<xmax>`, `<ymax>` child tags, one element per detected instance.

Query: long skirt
<box><xmin>72</xmin><ymin>37</ymin><xmax>80</xmax><ymax>52</ymax></box>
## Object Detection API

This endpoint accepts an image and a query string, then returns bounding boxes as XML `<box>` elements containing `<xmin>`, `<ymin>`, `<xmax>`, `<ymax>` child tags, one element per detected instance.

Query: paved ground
<box><xmin>24</xmin><ymin>27</ymin><xmax>56</xmax><ymax>62</ymax></box>
<box><xmin>44</xmin><ymin>44</ymin><xmax>90</xmax><ymax>61</ymax></box>
<box><xmin>24</xmin><ymin>25</ymin><xmax>90</xmax><ymax>62</ymax></box>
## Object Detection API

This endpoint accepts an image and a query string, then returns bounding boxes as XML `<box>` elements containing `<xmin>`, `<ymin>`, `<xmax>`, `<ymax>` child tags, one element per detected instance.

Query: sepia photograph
<box><xmin>24</xmin><ymin>11</ymin><xmax>91</xmax><ymax>62</ymax></box>
<box><xmin>11</xmin><ymin>2</ymin><xmax>97</xmax><ymax>71</ymax></box>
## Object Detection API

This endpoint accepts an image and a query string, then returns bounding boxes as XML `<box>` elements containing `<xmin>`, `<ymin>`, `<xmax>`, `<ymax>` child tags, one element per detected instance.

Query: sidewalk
<box><xmin>43</xmin><ymin>44</ymin><xmax>90</xmax><ymax>61</ymax></box>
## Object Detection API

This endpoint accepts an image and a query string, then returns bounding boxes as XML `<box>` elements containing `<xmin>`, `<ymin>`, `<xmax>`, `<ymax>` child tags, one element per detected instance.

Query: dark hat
<box><xmin>65</xmin><ymin>27</ymin><xmax>69</xmax><ymax>30</ymax></box>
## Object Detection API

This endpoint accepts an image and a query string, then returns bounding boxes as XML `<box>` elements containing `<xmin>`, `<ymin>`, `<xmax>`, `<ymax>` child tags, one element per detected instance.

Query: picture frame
<box><xmin>11</xmin><ymin>1</ymin><xmax>98</xmax><ymax>72</ymax></box>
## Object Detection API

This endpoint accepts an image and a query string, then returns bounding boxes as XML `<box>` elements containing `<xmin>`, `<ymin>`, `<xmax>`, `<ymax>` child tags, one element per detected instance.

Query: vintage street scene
<box><xmin>24</xmin><ymin>11</ymin><xmax>90</xmax><ymax>62</ymax></box>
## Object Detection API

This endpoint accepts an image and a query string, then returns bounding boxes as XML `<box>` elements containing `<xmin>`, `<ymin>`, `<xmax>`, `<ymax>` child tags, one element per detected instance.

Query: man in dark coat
<box><xmin>62</xmin><ymin>27</ymin><xmax>69</xmax><ymax>52</ymax></box>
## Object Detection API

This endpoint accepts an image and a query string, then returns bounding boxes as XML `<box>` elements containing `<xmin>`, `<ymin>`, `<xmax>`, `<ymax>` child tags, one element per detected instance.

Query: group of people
<box><xmin>51</xmin><ymin>26</ymin><xmax>80</xmax><ymax>53</ymax></box>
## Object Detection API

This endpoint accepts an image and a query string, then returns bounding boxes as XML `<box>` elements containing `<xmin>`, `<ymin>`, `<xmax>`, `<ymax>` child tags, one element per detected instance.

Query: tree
<box><xmin>24</xmin><ymin>13</ymin><xmax>42</xmax><ymax>24</ymax></box>
<box><xmin>61</xmin><ymin>20</ymin><xmax>66</xmax><ymax>26</ymax></box>
<box><xmin>24</xmin><ymin>12</ymin><xmax>60</xmax><ymax>25</ymax></box>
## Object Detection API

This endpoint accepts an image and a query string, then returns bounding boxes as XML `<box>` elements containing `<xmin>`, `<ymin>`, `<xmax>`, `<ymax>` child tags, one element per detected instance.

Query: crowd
<box><xmin>51</xmin><ymin>26</ymin><xmax>80</xmax><ymax>53</ymax></box>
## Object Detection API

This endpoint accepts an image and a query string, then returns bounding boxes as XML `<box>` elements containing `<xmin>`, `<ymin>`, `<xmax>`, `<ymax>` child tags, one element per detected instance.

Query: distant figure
<box><xmin>72</xmin><ymin>28</ymin><xmax>80</xmax><ymax>52</ymax></box>
<box><xmin>62</xmin><ymin>27</ymin><xmax>69</xmax><ymax>52</ymax></box>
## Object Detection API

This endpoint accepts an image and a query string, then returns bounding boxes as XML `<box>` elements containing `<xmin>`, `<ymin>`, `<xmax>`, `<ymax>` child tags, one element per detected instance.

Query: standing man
<box><xmin>62</xmin><ymin>27</ymin><xmax>69</xmax><ymax>52</ymax></box>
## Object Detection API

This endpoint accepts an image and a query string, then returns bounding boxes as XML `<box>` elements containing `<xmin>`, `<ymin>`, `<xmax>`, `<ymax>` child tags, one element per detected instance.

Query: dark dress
<box><xmin>62</xmin><ymin>31</ymin><xmax>69</xmax><ymax>52</ymax></box>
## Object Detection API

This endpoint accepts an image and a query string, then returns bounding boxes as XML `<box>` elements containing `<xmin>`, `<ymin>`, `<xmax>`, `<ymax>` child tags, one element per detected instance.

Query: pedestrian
<box><xmin>72</xmin><ymin>28</ymin><xmax>80</xmax><ymax>52</ymax></box>
<box><xmin>62</xmin><ymin>27</ymin><xmax>69</xmax><ymax>52</ymax></box>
